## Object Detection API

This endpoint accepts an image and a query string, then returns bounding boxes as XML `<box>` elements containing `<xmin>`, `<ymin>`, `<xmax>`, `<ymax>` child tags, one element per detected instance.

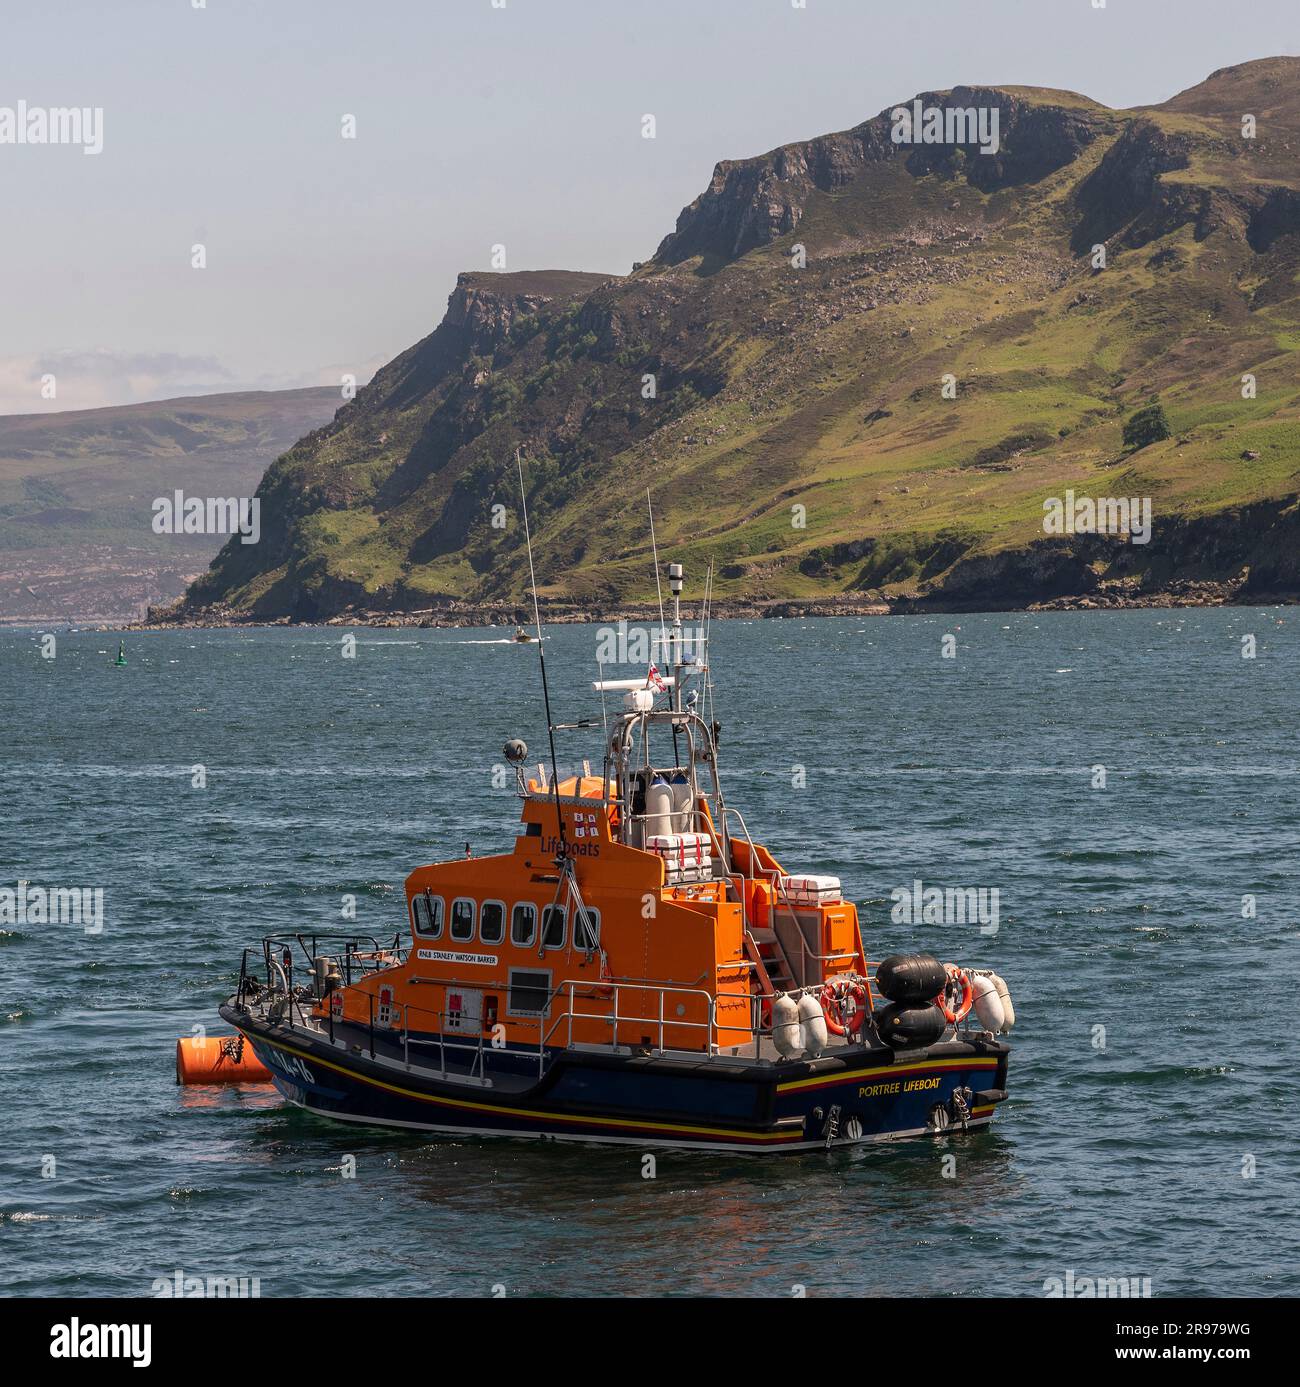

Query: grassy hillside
<box><xmin>0</xmin><ymin>388</ymin><xmax>340</xmax><ymax>622</ymax></box>
<box><xmin>178</xmin><ymin>58</ymin><xmax>1300</xmax><ymax>621</ymax></box>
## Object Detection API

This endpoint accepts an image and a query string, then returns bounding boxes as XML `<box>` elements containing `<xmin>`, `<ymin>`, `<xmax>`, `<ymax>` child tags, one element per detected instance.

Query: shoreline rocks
<box><xmin>130</xmin><ymin>579</ymin><xmax>1293</xmax><ymax>631</ymax></box>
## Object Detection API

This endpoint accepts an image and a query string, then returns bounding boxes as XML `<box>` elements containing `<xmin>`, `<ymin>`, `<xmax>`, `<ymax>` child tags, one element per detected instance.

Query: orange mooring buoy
<box><xmin>175</xmin><ymin>1035</ymin><xmax>273</xmax><ymax>1085</ymax></box>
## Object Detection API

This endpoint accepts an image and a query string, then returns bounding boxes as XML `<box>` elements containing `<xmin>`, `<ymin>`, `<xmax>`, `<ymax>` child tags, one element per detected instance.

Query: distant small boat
<box><xmin>513</xmin><ymin>626</ymin><xmax>535</xmax><ymax>643</ymax></box>
<box><xmin>113</xmin><ymin>640</ymin><xmax>127</xmax><ymax>667</ymax></box>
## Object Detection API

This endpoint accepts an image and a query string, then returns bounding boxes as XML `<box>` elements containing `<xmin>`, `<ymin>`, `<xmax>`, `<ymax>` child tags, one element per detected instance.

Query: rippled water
<box><xmin>2</xmin><ymin>610</ymin><xmax>1297</xmax><ymax>1297</ymax></box>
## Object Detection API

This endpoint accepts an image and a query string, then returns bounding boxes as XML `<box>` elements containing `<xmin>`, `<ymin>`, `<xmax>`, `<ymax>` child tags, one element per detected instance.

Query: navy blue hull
<box><xmin>223</xmin><ymin>1004</ymin><xmax>1009</xmax><ymax>1151</ymax></box>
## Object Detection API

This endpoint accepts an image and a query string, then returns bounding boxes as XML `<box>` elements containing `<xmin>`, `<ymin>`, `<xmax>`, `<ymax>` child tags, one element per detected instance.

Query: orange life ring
<box><xmin>935</xmin><ymin>964</ymin><xmax>973</xmax><ymax>1025</ymax></box>
<box><xmin>820</xmin><ymin>977</ymin><xmax>868</xmax><ymax>1036</ymax></box>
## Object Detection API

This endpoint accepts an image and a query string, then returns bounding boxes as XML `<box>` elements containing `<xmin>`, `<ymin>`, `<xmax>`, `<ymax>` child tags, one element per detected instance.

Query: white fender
<box><xmin>988</xmin><ymin>972</ymin><xmax>1015</xmax><ymax>1031</ymax></box>
<box><xmin>772</xmin><ymin>993</ymin><xmax>804</xmax><ymax>1059</ymax></box>
<box><xmin>797</xmin><ymin>991</ymin><xmax>828</xmax><ymax>1059</ymax></box>
<box><xmin>971</xmin><ymin>973</ymin><xmax>1006</xmax><ymax>1033</ymax></box>
<box><xmin>645</xmin><ymin>777</ymin><xmax>675</xmax><ymax>837</ymax></box>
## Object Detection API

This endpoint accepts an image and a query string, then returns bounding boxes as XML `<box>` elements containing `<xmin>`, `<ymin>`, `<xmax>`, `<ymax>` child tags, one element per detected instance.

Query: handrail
<box><xmin>534</xmin><ymin>973</ymin><xmax>855</xmax><ymax>1067</ymax></box>
<box><xmin>252</xmin><ymin>964</ymin><xmax>988</xmax><ymax>1088</ymax></box>
<box><xmin>537</xmin><ymin>979</ymin><xmax>720</xmax><ymax>1072</ymax></box>
<box><xmin>266</xmin><ymin>956</ymin><xmax>312</xmax><ymax>1029</ymax></box>
<box><xmin>251</xmin><ymin>965</ymin><xmax>897</xmax><ymax>1085</ymax></box>
<box><xmin>721</xmin><ymin>805</ymin><xmax>760</xmax><ymax>882</ymax></box>
<box><xmin>245</xmin><ymin>937</ymin><xmax>881</xmax><ymax>1081</ymax></box>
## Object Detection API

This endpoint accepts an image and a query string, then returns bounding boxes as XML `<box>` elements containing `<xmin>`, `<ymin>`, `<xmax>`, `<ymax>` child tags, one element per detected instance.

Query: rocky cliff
<box><xmin>172</xmin><ymin>57</ymin><xmax>1300</xmax><ymax>622</ymax></box>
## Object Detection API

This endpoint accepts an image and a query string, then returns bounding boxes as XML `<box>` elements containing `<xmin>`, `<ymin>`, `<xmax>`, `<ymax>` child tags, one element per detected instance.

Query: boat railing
<box><xmin>538</xmin><ymin>975</ymin><xmax>873</xmax><ymax>1067</ymax></box>
<box><xmin>238</xmin><ymin>934</ymin><xmax>406</xmax><ymax>1005</ymax></box>
<box><xmin>320</xmin><ymin>990</ymin><xmax>551</xmax><ymax>1083</ymax></box>
<box><xmin>539</xmin><ymin>978</ymin><xmax>719</xmax><ymax>1069</ymax></box>
<box><xmin>388</xmin><ymin>964</ymin><xmax>973</xmax><ymax>1074</ymax></box>
<box><xmin>395</xmin><ymin>997</ymin><xmax>525</xmax><ymax>1083</ymax></box>
<box><xmin>268</xmin><ymin>955</ymin><xmax>315</xmax><ymax>1029</ymax></box>
<box><xmin>242</xmin><ymin>943</ymin><xmax>956</xmax><ymax>1080</ymax></box>
<box><xmin>396</xmin><ymin>972</ymin><xmax>878</xmax><ymax>1075</ymax></box>
<box><xmin>720</xmin><ymin>804</ymin><xmax>758</xmax><ymax>883</ymax></box>
<box><xmin>316</xmin><ymin>975</ymin><xmax>764</xmax><ymax>1078</ymax></box>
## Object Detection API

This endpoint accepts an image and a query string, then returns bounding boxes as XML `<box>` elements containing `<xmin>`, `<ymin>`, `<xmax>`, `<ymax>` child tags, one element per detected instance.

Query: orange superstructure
<box><xmin>315</xmin><ymin>767</ymin><xmax>867</xmax><ymax>1060</ymax></box>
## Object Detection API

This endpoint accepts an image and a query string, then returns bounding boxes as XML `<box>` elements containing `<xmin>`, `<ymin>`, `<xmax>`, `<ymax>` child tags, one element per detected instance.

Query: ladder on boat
<box><xmin>744</xmin><ymin>927</ymin><xmax>796</xmax><ymax>995</ymax></box>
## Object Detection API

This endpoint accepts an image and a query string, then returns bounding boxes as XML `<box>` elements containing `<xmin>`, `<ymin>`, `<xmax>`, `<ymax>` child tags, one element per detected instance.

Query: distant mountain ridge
<box><xmin>176</xmin><ymin>57</ymin><xmax>1300</xmax><ymax>621</ymax></box>
<box><xmin>0</xmin><ymin>387</ymin><xmax>340</xmax><ymax>622</ymax></box>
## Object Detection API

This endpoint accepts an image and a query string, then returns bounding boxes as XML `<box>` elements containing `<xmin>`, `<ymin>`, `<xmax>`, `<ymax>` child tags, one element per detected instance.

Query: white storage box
<box><xmin>779</xmin><ymin>874</ymin><xmax>842</xmax><ymax>903</ymax></box>
<box><xmin>647</xmin><ymin>832</ymin><xmax>712</xmax><ymax>864</ymax></box>
<box><xmin>647</xmin><ymin>832</ymin><xmax>712</xmax><ymax>881</ymax></box>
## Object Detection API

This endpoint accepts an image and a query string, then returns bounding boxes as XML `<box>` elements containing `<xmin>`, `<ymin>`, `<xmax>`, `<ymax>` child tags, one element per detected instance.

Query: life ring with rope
<box><xmin>819</xmin><ymin>976</ymin><xmax>869</xmax><ymax>1037</ymax></box>
<box><xmin>935</xmin><ymin>963</ymin><xmax>973</xmax><ymax>1025</ymax></box>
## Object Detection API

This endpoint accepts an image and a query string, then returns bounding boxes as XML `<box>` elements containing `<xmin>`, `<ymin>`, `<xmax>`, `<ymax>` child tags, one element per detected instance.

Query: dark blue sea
<box><xmin>2</xmin><ymin>609</ymin><xmax>1297</xmax><ymax>1297</ymax></box>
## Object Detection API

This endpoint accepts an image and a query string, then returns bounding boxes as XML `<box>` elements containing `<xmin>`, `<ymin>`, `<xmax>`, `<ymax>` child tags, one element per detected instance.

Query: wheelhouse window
<box><xmin>450</xmin><ymin>898</ymin><xmax>476</xmax><ymax>942</ymax></box>
<box><xmin>412</xmin><ymin>892</ymin><xmax>444</xmax><ymax>939</ymax></box>
<box><xmin>507</xmin><ymin>968</ymin><xmax>552</xmax><ymax>1018</ymax></box>
<box><xmin>511</xmin><ymin>902</ymin><xmax>537</xmax><ymax>947</ymax></box>
<box><xmin>573</xmin><ymin>906</ymin><xmax>600</xmax><ymax>952</ymax></box>
<box><xmin>480</xmin><ymin>900</ymin><xmax>505</xmax><ymax>945</ymax></box>
<box><xmin>541</xmin><ymin>904</ymin><xmax>566</xmax><ymax>951</ymax></box>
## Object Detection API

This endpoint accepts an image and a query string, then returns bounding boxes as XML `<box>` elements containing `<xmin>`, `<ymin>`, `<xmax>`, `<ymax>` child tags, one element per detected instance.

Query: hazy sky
<box><xmin>2</xmin><ymin>0</ymin><xmax>1295</xmax><ymax>415</ymax></box>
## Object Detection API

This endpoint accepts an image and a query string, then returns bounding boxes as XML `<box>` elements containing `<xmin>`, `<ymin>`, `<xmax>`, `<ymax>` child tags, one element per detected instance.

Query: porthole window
<box><xmin>574</xmin><ymin>906</ymin><xmax>600</xmax><ymax>952</ymax></box>
<box><xmin>450</xmin><ymin>898</ymin><xmax>476</xmax><ymax>942</ymax></box>
<box><xmin>541</xmin><ymin>904</ymin><xmax>566</xmax><ymax>951</ymax></box>
<box><xmin>511</xmin><ymin>902</ymin><xmax>537</xmax><ymax>947</ymax></box>
<box><xmin>480</xmin><ymin>900</ymin><xmax>505</xmax><ymax>945</ymax></box>
<box><xmin>412</xmin><ymin>892</ymin><xmax>444</xmax><ymax>939</ymax></box>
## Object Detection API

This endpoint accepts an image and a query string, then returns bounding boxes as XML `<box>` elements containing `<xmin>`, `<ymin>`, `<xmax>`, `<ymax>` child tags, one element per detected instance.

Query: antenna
<box><xmin>646</xmin><ymin>489</ymin><xmax>669</xmax><ymax>687</ymax></box>
<box><xmin>595</xmin><ymin>661</ymin><xmax>610</xmax><ymax>739</ymax></box>
<box><xmin>701</xmin><ymin>556</ymin><xmax>730</xmax><ymax>871</ymax></box>
<box><xmin>516</xmin><ymin>448</ymin><xmax>567</xmax><ymax>858</ymax></box>
<box><xmin>668</xmin><ymin>560</ymin><xmax>683</xmax><ymax>710</ymax></box>
<box><xmin>703</xmin><ymin>557</ymin><xmax>718</xmax><ymax>730</ymax></box>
